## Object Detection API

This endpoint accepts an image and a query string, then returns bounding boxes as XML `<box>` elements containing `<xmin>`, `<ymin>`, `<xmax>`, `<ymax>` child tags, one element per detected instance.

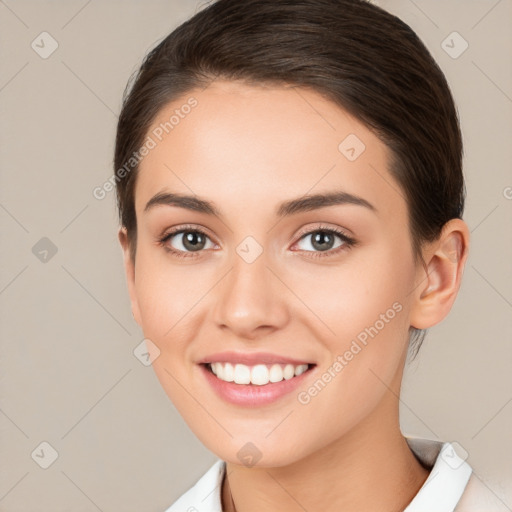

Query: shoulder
<box><xmin>454</xmin><ymin>473</ymin><xmax>511</xmax><ymax>512</ymax></box>
<box><xmin>164</xmin><ymin>459</ymin><xmax>226</xmax><ymax>512</ymax></box>
<box><xmin>404</xmin><ymin>436</ymin><xmax>509</xmax><ymax>512</ymax></box>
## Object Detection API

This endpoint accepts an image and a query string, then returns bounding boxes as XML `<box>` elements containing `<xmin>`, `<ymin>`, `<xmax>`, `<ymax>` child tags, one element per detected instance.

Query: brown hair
<box><xmin>114</xmin><ymin>0</ymin><xmax>465</xmax><ymax>355</ymax></box>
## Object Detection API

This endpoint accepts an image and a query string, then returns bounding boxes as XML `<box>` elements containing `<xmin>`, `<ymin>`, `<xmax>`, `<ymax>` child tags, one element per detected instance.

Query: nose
<box><xmin>211</xmin><ymin>248</ymin><xmax>290</xmax><ymax>339</ymax></box>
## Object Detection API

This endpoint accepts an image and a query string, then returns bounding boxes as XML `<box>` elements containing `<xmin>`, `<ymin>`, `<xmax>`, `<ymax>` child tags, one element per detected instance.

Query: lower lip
<box><xmin>199</xmin><ymin>363</ymin><xmax>315</xmax><ymax>407</ymax></box>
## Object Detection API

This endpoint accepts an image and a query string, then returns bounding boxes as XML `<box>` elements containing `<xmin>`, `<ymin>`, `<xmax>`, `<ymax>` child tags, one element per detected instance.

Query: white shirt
<box><xmin>165</xmin><ymin>437</ymin><xmax>508</xmax><ymax>511</ymax></box>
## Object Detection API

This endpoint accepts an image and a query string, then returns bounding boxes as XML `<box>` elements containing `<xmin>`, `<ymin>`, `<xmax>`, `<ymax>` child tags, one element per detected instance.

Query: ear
<box><xmin>409</xmin><ymin>218</ymin><xmax>470</xmax><ymax>330</ymax></box>
<box><xmin>118</xmin><ymin>227</ymin><xmax>142</xmax><ymax>326</ymax></box>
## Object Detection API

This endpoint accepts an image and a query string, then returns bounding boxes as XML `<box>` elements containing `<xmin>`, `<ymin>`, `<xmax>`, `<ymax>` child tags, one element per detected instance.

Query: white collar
<box><xmin>403</xmin><ymin>437</ymin><xmax>472</xmax><ymax>511</ymax></box>
<box><xmin>165</xmin><ymin>437</ymin><xmax>472</xmax><ymax>512</ymax></box>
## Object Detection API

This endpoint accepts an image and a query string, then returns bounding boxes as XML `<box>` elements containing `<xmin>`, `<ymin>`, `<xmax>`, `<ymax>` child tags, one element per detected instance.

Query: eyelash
<box><xmin>157</xmin><ymin>224</ymin><xmax>357</xmax><ymax>260</ymax></box>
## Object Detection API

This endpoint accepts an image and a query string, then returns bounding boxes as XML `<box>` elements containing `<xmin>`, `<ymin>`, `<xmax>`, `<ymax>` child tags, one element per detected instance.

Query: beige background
<box><xmin>0</xmin><ymin>0</ymin><xmax>511</xmax><ymax>510</ymax></box>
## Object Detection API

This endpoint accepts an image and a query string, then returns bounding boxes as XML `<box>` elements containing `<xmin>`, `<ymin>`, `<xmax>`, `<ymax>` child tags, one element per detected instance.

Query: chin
<box><xmin>199</xmin><ymin>435</ymin><xmax>309</xmax><ymax>469</ymax></box>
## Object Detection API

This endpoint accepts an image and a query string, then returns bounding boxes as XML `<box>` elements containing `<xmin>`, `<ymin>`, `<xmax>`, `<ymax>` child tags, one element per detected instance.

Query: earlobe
<box><xmin>118</xmin><ymin>227</ymin><xmax>142</xmax><ymax>326</ymax></box>
<box><xmin>410</xmin><ymin>219</ymin><xmax>470</xmax><ymax>330</ymax></box>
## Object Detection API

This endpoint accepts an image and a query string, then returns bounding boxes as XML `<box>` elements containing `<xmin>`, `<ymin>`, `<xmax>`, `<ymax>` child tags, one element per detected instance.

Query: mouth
<box><xmin>198</xmin><ymin>360</ymin><xmax>317</xmax><ymax>407</ymax></box>
<box><xmin>202</xmin><ymin>361</ymin><xmax>316</xmax><ymax>386</ymax></box>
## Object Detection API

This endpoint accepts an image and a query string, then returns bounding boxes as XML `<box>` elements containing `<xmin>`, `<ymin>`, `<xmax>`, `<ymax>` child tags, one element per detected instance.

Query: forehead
<box><xmin>134</xmin><ymin>80</ymin><xmax>404</xmax><ymax>221</ymax></box>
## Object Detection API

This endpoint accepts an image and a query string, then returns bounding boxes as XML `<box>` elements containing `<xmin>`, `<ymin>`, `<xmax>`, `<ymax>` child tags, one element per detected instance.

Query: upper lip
<box><xmin>198</xmin><ymin>351</ymin><xmax>314</xmax><ymax>366</ymax></box>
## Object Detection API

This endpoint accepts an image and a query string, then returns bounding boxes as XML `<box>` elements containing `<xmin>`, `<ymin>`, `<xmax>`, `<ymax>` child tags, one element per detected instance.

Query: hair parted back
<box><xmin>114</xmin><ymin>0</ymin><xmax>465</xmax><ymax>356</ymax></box>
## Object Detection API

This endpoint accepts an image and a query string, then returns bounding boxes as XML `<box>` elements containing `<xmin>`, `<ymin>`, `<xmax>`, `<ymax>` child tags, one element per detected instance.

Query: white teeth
<box><xmin>294</xmin><ymin>364</ymin><xmax>307</xmax><ymax>376</ymax></box>
<box><xmin>233</xmin><ymin>364</ymin><xmax>251</xmax><ymax>384</ymax></box>
<box><xmin>209</xmin><ymin>362</ymin><xmax>309</xmax><ymax>385</ymax></box>
<box><xmin>251</xmin><ymin>364</ymin><xmax>269</xmax><ymax>386</ymax></box>
<box><xmin>269</xmin><ymin>364</ymin><xmax>283</xmax><ymax>383</ymax></box>
<box><xmin>223</xmin><ymin>362</ymin><xmax>235</xmax><ymax>382</ymax></box>
<box><xmin>283</xmin><ymin>364</ymin><xmax>295</xmax><ymax>380</ymax></box>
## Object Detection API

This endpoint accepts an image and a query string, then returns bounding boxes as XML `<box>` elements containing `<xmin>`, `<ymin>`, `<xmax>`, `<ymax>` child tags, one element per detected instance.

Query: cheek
<box><xmin>132</xmin><ymin>259</ymin><xmax>215</xmax><ymax>409</ymax></box>
<box><xmin>287</xmin><ymin>241</ymin><xmax>412</xmax><ymax>343</ymax></box>
<box><xmin>288</xmin><ymin>273</ymin><xmax>409</xmax><ymax>450</ymax></box>
<box><xmin>291</xmin><ymin>244</ymin><xmax>413</xmax><ymax>397</ymax></box>
<box><xmin>133</xmin><ymin>247</ymin><xmax>208</xmax><ymax>340</ymax></box>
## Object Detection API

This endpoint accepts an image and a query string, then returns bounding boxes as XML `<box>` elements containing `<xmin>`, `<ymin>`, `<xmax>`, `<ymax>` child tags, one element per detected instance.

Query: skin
<box><xmin>119</xmin><ymin>79</ymin><xmax>470</xmax><ymax>511</ymax></box>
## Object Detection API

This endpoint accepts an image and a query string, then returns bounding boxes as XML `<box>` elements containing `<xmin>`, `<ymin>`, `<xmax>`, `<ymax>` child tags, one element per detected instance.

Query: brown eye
<box><xmin>310</xmin><ymin>231</ymin><xmax>337</xmax><ymax>251</ymax></box>
<box><xmin>178</xmin><ymin>231</ymin><xmax>208</xmax><ymax>252</ymax></box>
<box><xmin>159</xmin><ymin>228</ymin><xmax>216</xmax><ymax>256</ymax></box>
<box><xmin>296</xmin><ymin>229</ymin><xmax>351</xmax><ymax>253</ymax></box>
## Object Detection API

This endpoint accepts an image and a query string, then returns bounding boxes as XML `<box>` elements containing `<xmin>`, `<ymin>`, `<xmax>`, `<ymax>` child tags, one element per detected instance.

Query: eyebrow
<box><xmin>277</xmin><ymin>191</ymin><xmax>376</xmax><ymax>217</ymax></box>
<box><xmin>144</xmin><ymin>190</ymin><xmax>377</xmax><ymax>217</ymax></box>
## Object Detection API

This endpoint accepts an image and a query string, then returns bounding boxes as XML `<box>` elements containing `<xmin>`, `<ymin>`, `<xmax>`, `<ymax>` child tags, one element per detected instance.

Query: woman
<box><xmin>114</xmin><ymin>0</ymin><xmax>505</xmax><ymax>510</ymax></box>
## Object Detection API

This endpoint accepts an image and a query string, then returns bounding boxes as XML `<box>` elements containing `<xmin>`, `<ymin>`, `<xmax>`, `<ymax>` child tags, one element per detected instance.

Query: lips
<box><xmin>197</xmin><ymin>351</ymin><xmax>317</xmax><ymax>406</ymax></box>
<box><xmin>197</xmin><ymin>351</ymin><xmax>314</xmax><ymax>366</ymax></box>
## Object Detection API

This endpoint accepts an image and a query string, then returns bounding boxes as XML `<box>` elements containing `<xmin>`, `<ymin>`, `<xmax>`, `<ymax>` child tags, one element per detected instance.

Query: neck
<box><xmin>221</xmin><ymin>374</ymin><xmax>429</xmax><ymax>512</ymax></box>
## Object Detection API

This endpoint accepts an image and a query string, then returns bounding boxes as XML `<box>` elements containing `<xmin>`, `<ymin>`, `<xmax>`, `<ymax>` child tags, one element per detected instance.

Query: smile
<box><xmin>208</xmin><ymin>362</ymin><xmax>311</xmax><ymax>385</ymax></box>
<box><xmin>200</xmin><ymin>361</ymin><xmax>317</xmax><ymax>407</ymax></box>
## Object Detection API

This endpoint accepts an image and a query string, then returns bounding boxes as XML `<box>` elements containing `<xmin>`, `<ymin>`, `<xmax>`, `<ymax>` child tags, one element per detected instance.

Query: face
<box><xmin>122</xmin><ymin>80</ymin><xmax>424</xmax><ymax>467</ymax></box>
